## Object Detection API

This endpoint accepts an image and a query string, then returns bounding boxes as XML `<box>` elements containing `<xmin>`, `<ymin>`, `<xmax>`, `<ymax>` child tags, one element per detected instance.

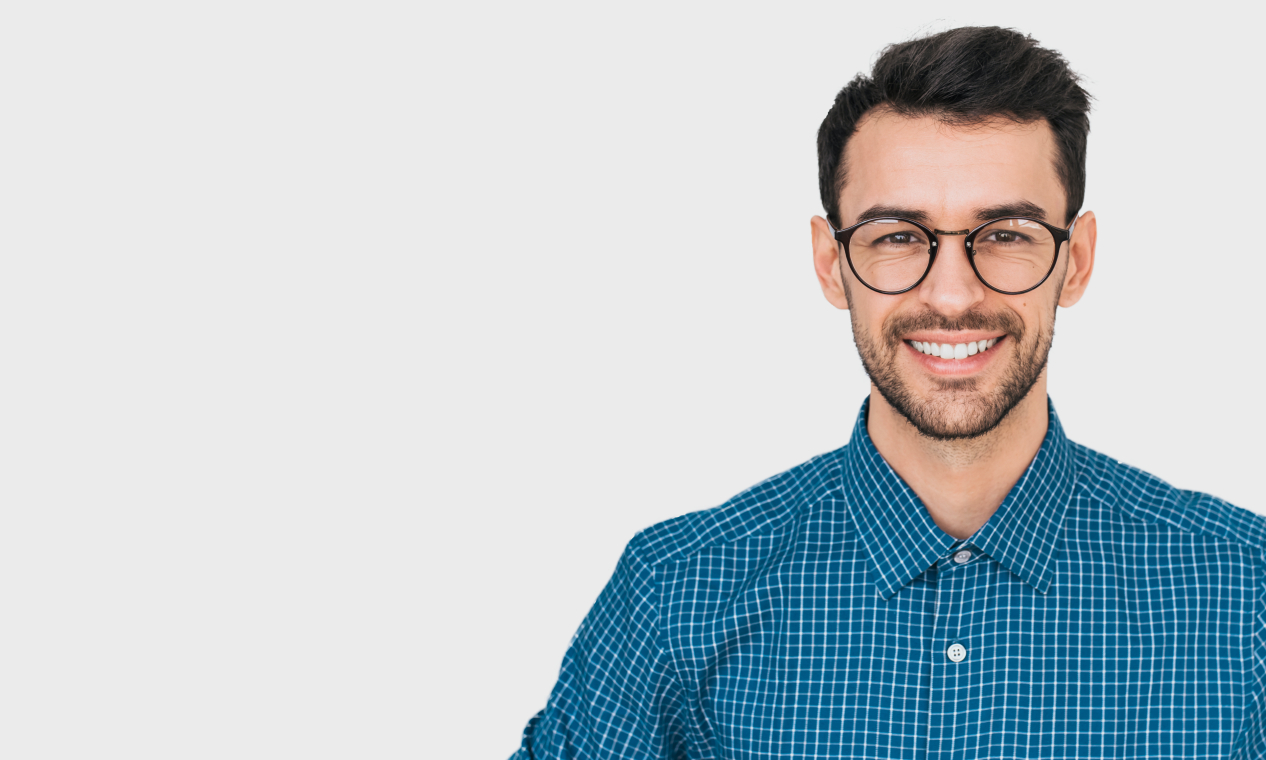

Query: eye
<box><xmin>982</xmin><ymin>230</ymin><xmax>1031</xmax><ymax>245</ymax></box>
<box><xmin>855</xmin><ymin>220</ymin><xmax>928</xmax><ymax>250</ymax></box>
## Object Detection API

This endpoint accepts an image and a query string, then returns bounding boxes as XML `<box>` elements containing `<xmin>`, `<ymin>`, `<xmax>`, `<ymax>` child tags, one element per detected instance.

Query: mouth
<box><xmin>906</xmin><ymin>336</ymin><xmax>1003</xmax><ymax>361</ymax></box>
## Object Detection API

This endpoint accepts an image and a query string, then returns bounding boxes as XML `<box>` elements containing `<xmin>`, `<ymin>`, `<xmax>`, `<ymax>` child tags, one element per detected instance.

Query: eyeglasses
<box><xmin>827</xmin><ymin>215</ymin><xmax>1076</xmax><ymax>295</ymax></box>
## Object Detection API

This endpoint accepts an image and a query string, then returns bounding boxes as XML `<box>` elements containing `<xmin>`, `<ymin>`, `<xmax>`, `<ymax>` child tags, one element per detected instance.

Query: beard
<box><xmin>851</xmin><ymin>301</ymin><xmax>1055</xmax><ymax>441</ymax></box>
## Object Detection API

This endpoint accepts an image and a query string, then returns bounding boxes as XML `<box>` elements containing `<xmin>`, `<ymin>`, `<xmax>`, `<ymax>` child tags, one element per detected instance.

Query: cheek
<box><xmin>860</xmin><ymin>300</ymin><xmax>900</xmax><ymax>332</ymax></box>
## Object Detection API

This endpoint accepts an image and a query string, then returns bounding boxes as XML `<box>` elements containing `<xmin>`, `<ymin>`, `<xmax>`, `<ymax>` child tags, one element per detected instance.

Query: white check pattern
<box><xmin>512</xmin><ymin>398</ymin><xmax>1266</xmax><ymax>759</ymax></box>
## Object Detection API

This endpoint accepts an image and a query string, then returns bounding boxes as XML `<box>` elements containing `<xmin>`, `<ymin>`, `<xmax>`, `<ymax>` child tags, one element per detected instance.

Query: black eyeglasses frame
<box><xmin>827</xmin><ymin>215</ymin><xmax>1076</xmax><ymax>296</ymax></box>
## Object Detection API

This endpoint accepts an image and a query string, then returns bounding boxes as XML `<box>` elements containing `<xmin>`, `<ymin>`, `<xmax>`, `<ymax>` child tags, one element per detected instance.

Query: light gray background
<box><xmin>1</xmin><ymin>2</ymin><xmax>1262</xmax><ymax>758</ymax></box>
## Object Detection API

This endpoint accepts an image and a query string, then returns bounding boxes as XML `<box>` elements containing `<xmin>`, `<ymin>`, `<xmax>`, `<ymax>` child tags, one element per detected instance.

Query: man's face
<box><xmin>813</xmin><ymin>110</ymin><xmax>1093</xmax><ymax>440</ymax></box>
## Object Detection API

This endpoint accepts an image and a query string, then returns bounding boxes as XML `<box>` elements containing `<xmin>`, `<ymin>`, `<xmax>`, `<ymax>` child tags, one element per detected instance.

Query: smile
<box><xmin>908</xmin><ymin>337</ymin><xmax>1000</xmax><ymax>360</ymax></box>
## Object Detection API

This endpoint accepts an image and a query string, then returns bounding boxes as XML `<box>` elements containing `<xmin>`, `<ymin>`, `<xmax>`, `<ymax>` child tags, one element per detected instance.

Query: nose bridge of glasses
<box><xmin>921</xmin><ymin>226</ymin><xmax>988</xmax><ymax>302</ymax></box>
<box><xmin>929</xmin><ymin>228</ymin><xmax>970</xmax><ymax>254</ymax></box>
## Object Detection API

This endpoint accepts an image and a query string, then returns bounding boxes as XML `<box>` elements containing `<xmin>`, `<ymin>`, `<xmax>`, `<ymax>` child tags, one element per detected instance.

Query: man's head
<box><xmin>810</xmin><ymin>27</ymin><xmax>1097</xmax><ymax>441</ymax></box>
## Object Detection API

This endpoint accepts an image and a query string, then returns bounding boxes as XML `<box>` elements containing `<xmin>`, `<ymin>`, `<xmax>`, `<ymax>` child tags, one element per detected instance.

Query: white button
<box><xmin>952</xmin><ymin>550</ymin><xmax>972</xmax><ymax>565</ymax></box>
<box><xmin>947</xmin><ymin>643</ymin><xmax>967</xmax><ymax>662</ymax></box>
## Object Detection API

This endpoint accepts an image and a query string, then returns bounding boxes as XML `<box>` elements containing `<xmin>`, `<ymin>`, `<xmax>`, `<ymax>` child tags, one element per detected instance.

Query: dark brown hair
<box><xmin>817</xmin><ymin>27</ymin><xmax>1091</xmax><ymax>227</ymax></box>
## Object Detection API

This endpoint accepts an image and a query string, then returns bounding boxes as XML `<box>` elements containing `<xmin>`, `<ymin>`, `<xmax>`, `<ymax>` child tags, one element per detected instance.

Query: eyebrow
<box><xmin>852</xmin><ymin>200</ymin><xmax>1049</xmax><ymax>227</ymax></box>
<box><xmin>972</xmin><ymin>201</ymin><xmax>1048</xmax><ymax>223</ymax></box>
<box><xmin>854</xmin><ymin>205</ymin><xmax>931</xmax><ymax>225</ymax></box>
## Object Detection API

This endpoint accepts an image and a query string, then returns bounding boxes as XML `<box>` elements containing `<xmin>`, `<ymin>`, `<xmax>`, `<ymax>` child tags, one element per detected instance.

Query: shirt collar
<box><xmin>840</xmin><ymin>396</ymin><xmax>1075</xmax><ymax>600</ymax></box>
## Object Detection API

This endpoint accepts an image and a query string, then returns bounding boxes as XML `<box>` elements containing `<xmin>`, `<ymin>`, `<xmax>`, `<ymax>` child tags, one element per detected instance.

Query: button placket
<box><xmin>926</xmin><ymin>551</ymin><xmax>977</xmax><ymax>760</ymax></box>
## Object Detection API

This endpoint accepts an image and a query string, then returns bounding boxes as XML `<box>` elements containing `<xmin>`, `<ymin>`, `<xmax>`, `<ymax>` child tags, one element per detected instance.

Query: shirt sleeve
<box><xmin>510</xmin><ymin>533</ymin><xmax>691</xmax><ymax>760</ymax></box>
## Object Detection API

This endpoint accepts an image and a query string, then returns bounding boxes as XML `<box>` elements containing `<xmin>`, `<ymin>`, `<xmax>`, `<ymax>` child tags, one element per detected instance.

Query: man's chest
<box><xmin>666</xmin><ymin>550</ymin><xmax>1259</xmax><ymax>759</ymax></box>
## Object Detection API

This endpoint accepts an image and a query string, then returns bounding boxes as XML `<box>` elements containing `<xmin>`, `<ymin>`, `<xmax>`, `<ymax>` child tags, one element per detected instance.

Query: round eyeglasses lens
<box><xmin>847</xmin><ymin>219</ymin><xmax>932</xmax><ymax>292</ymax></box>
<box><xmin>970</xmin><ymin>218</ymin><xmax>1059</xmax><ymax>293</ymax></box>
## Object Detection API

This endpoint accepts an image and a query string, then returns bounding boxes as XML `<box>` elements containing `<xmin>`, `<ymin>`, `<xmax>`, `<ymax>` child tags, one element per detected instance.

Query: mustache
<box><xmin>881</xmin><ymin>308</ymin><xmax>1025</xmax><ymax>346</ymax></box>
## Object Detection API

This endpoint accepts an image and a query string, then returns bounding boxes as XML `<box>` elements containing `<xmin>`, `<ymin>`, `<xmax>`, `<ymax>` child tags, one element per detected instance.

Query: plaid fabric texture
<box><xmin>512</xmin><ymin>398</ymin><xmax>1266</xmax><ymax>759</ymax></box>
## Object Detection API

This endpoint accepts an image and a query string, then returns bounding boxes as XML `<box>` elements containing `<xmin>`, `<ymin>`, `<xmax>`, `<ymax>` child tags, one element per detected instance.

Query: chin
<box><xmin>877</xmin><ymin>380</ymin><xmax>1037</xmax><ymax>441</ymax></box>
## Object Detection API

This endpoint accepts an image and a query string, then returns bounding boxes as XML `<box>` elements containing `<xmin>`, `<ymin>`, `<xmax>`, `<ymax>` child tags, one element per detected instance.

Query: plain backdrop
<box><xmin>1</xmin><ymin>1</ymin><xmax>1263</xmax><ymax>758</ymax></box>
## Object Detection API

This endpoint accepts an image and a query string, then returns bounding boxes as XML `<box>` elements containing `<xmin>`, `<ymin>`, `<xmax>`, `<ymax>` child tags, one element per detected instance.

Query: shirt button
<box><xmin>952</xmin><ymin>549</ymin><xmax>972</xmax><ymax>565</ymax></box>
<box><xmin>946</xmin><ymin>643</ymin><xmax>967</xmax><ymax>662</ymax></box>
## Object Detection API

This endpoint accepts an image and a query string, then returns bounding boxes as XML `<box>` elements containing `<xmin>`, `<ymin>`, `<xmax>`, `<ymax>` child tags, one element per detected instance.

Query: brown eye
<box><xmin>983</xmin><ymin>230</ymin><xmax>1030</xmax><ymax>245</ymax></box>
<box><xmin>878</xmin><ymin>232</ymin><xmax>922</xmax><ymax>246</ymax></box>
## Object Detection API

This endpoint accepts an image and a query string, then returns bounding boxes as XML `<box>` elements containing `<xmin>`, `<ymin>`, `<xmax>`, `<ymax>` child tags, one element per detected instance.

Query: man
<box><xmin>511</xmin><ymin>27</ymin><xmax>1266</xmax><ymax>759</ymax></box>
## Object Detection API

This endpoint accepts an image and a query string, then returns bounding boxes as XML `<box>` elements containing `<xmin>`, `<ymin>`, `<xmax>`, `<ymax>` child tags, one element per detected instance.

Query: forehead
<box><xmin>839</xmin><ymin>109</ymin><xmax>1064</xmax><ymax>223</ymax></box>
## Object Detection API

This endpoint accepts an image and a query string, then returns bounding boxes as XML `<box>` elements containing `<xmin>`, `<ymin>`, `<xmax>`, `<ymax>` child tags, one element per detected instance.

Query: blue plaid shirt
<box><xmin>512</xmin><ymin>398</ymin><xmax>1266</xmax><ymax>759</ymax></box>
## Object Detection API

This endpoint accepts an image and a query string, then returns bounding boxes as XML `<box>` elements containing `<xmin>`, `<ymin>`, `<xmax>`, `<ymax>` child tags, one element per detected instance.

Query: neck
<box><xmin>865</xmin><ymin>375</ymin><xmax>1050</xmax><ymax>540</ymax></box>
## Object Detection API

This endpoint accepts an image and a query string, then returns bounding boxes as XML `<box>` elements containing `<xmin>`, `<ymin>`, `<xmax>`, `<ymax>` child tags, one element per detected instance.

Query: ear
<box><xmin>1058</xmin><ymin>210</ymin><xmax>1096</xmax><ymax>308</ymax></box>
<box><xmin>811</xmin><ymin>215</ymin><xmax>851</xmax><ymax>310</ymax></box>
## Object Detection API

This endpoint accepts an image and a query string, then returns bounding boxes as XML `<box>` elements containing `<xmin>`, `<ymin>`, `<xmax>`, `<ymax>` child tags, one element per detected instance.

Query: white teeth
<box><xmin>909</xmin><ymin>337</ymin><xmax>1002</xmax><ymax>360</ymax></box>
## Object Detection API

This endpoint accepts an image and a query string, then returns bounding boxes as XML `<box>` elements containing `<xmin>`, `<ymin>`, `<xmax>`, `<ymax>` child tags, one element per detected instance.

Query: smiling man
<box><xmin>811</xmin><ymin>105</ymin><xmax>1094</xmax><ymax>542</ymax></box>
<box><xmin>511</xmin><ymin>27</ymin><xmax>1266</xmax><ymax>759</ymax></box>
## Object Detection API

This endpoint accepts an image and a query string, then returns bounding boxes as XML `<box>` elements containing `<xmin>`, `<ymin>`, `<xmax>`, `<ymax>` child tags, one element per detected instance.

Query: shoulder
<box><xmin>1071</xmin><ymin>440</ymin><xmax>1266</xmax><ymax>551</ymax></box>
<box><xmin>622</xmin><ymin>446</ymin><xmax>844</xmax><ymax>570</ymax></box>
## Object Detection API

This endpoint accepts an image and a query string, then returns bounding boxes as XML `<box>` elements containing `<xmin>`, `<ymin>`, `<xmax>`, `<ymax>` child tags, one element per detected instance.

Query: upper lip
<box><xmin>905</xmin><ymin>333</ymin><xmax>1005</xmax><ymax>343</ymax></box>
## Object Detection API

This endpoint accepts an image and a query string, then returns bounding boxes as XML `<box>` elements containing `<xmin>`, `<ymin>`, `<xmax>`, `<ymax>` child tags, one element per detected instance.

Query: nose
<box><xmin>918</xmin><ymin>232</ymin><xmax>987</xmax><ymax>316</ymax></box>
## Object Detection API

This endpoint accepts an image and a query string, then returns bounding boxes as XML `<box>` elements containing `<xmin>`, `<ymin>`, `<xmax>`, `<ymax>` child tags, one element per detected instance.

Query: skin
<box><xmin>810</xmin><ymin>110</ymin><xmax>1097</xmax><ymax>539</ymax></box>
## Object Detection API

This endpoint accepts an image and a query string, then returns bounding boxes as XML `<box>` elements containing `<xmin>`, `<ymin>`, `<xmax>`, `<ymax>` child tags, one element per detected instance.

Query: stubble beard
<box><xmin>850</xmin><ymin>301</ymin><xmax>1056</xmax><ymax>441</ymax></box>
